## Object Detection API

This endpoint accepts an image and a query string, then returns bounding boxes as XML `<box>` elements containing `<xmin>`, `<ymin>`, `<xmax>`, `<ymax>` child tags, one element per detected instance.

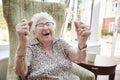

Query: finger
<box><xmin>17</xmin><ymin>28</ymin><xmax>29</xmax><ymax>36</ymax></box>
<box><xmin>24</xmin><ymin>30</ymin><xmax>29</xmax><ymax>36</ymax></box>
<box><xmin>20</xmin><ymin>19</ymin><xmax>29</xmax><ymax>27</ymax></box>
<box><xmin>21</xmin><ymin>19</ymin><xmax>27</xmax><ymax>22</ymax></box>
<box><xmin>78</xmin><ymin>29</ymin><xmax>86</xmax><ymax>36</ymax></box>
<box><xmin>85</xmin><ymin>30</ymin><xmax>91</xmax><ymax>36</ymax></box>
<box><xmin>16</xmin><ymin>23</ymin><xmax>21</xmax><ymax>29</ymax></box>
<box><xmin>75</xmin><ymin>21</ymin><xmax>88</xmax><ymax>31</ymax></box>
<box><xmin>78</xmin><ymin>26</ymin><xmax>88</xmax><ymax>34</ymax></box>
<box><xmin>81</xmin><ymin>31</ymin><xmax>86</xmax><ymax>37</ymax></box>
<box><xmin>21</xmin><ymin>20</ymin><xmax>32</xmax><ymax>31</ymax></box>
<box><xmin>79</xmin><ymin>24</ymin><xmax>88</xmax><ymax>29</ymax></box>
<box><xmin>79</xmin><ymin>22</ymin><xmax>84</xmax><ymax>25</ymax></box>
<box><xmin>16</xmin><ymin>19</ymin><xmax>29</xmax><ymax>33</ymax></box>
<box><xmin>21</xmin><ymin>22</ymin><xmax>28</xmax><ymax>26</ymax></box>
<box><xmin>74</xmin><ymin>21</ymin><xmax>79</xmax><ymax>31</ymax></box>
<box><xmin>18</xmin><ymin>22</ymin><xmax>29</xmax><ymax>30</ymax></box>
<box><xmin>81</xmin><ymin>30</ymin><xmax>91</xmax><ymax>37</ymax></box>
<box><xmin>22</xmin><ymin>25</ymin><xmax>29</xmax><ymax>29</ymax></box>
<box><xmin>28</xmin><ymin>21</ymin><xmax>33</xmax><ymax>31</ymax></box>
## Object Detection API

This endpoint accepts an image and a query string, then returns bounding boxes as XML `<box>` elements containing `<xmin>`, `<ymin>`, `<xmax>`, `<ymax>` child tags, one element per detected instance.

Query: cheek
<box><xmin>34</xmin><ymin>30</ymin><xmax>41</xmax><ymax>37</ymax></box>
<box><xmin>50</xmin><ymin>28</ymin><xmax>54</xmax><ymax>34</ymax></box>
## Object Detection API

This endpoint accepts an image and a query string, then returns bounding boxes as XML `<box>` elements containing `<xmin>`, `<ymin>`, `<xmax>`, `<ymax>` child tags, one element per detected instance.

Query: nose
<box><xmin>43</xmin><ymin>25</ymin><xmax>48</xmax><ymax>29</ymax></box>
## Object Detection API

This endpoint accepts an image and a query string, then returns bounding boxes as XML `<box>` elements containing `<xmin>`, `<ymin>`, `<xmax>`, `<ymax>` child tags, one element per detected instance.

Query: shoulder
<box><xmin>53</xmin><ymin>38</ymin><xmax>72</xmax><ymax>49</ymax></box>
<box><xmin>28</xmin><ymin>38</ymin><xmax>39</xmax><ymax>46</ymax></box>
<box><xmin>52</xmin><ymin>38</ymin><xmax>67</xmax><ymax>45</ymax></box>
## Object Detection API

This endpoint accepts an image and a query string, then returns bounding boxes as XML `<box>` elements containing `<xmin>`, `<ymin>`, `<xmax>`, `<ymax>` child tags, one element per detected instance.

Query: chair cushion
<box><xmin>71</xmin><ymin>62</ymin><xmax>95</xmax><ymax>80</ymax></box>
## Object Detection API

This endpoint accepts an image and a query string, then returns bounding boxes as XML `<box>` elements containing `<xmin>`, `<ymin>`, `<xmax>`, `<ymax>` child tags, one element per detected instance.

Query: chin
<box><xmin>44</xmin><ymin>36</ymin><xmax>53</xmax><ymax>42</ymax></box>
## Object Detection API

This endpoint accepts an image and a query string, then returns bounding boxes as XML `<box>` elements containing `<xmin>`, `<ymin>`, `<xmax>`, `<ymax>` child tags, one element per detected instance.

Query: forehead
<box><xmin>36</xmin><ymin>17</ymin><xmax>51</xmax><ymax>23</ymax></box>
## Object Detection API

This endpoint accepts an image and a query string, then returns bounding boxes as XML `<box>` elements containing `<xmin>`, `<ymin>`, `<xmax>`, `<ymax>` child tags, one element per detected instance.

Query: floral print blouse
<box><xmin>26</xmin><ymin>38</ymin><xmax>80</xmax><ymax>80</ymax></box>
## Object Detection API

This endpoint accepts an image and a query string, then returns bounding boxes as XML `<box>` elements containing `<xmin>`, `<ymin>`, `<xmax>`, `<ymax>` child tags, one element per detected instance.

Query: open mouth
<box><xmin>43</xmin><ymin>33</ymin><xmax>50</xmax><ymax>36</ymax></box>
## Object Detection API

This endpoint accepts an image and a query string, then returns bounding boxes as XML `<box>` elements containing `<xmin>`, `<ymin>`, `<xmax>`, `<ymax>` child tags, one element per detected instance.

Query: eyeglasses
<box><xmin>36</xmin><ymin>22</ymin><xmax>54</xmax><ymax>28</ymax></box>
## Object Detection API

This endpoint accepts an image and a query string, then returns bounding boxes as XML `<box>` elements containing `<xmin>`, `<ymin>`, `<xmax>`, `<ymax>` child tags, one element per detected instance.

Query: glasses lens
<box><xmin>36</xmin><ymin>23</ymin><xmax>44</xmax><ymax>27</ymax></box>
<box><xmin>46</xmin><ymin>22</ymin><xmax>53</xmax><ymax>27</ymax></box>
<box><xmin>36</xmin><ymin>22</ymin><xmax>54</xmax><ymax>28</ymax></box>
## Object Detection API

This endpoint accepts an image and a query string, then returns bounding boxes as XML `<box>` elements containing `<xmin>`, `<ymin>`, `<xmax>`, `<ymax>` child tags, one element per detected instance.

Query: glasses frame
<box><xmin>35</xmin><ymin>22</ymin><xmax>54</xmax><ymax>28</ymax></box>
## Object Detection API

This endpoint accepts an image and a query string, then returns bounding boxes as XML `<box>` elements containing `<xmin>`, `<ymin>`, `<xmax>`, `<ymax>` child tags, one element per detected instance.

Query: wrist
<box><xmin>78</xmin><ymin>44</ymin><xmax>87</xmax><ymax>51</ymax></box>
<box><xmin>19</xmin><ymin>40</ymin><xmax>28</xmax><ymax>45</ymax></box>
<box><xmin>16</xmin><ymin>55</ymin><xmax>26</xmax><ymax>60</ymax></box>
<box><xmin>16</xmin><ymin>54</ymin><xmax>26</xmax><ymax>57</ymax></box>
<box><xmin>78</xmin><ymin>42</ymin><xmax>86</xmax><ymax>48</ymax></box>
<box><xmin>16</xmin><ymin>45</ymin><xmax>27</xmax><ymax>57</ymax></box>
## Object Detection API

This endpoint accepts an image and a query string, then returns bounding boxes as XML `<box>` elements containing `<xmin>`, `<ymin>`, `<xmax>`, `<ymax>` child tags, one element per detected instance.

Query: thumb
<box><xmin>74</xmin><ymin>21</ymin><xmax>79</xmax><ymax>31</ymax></box>
<box><xmin>28</xmin><ymin>21</ymin><xmax>33</xmax><ymax>31</ymax></box>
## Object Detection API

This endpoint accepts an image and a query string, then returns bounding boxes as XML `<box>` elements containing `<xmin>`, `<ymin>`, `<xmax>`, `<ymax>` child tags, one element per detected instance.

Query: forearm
<box><xmin>69</xmin><ymin>44</ymin><xmax>87</xmax><ymax>63</ymax></box>
<box><xmin>68</xmin><ymin>44</ymin><xmax>87</xmax><ymax>64</ymax></box>
<box><xmin>14</xmin><ymin>42</ymin><xmax>28</xmax><ymax>77</ymax></box>
<box><xmin>76</xmin><ymin>43</ymin><xmax>87</xmax><ymax>61</ymax></box>
<box><xmin>76</xmin><ymin>48</ymin><xmax>86</xmax><ymax>62</ymax></box>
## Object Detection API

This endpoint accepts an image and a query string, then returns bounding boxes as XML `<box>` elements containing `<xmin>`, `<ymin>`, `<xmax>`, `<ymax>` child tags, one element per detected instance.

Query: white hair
<box><xmin>30</xmin><ymin>12</ymin><xmax>56</xmax><ymax>32</ymax></box>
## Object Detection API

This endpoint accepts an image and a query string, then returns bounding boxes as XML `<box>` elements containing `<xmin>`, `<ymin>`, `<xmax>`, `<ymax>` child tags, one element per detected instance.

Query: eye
<box><xmin>36</xmin><ymin>23</ymin><xmax>44</xmax><ymax>27</ymax></box>
<box><xmin>46</xmin><ymin>22</ymin><xmax>52</xmax><ymax>26</ymax></box>
<box><xmin>47</xmin><ymin>22</ymin><xmax>54</xmax><ymax>26</ymax></box>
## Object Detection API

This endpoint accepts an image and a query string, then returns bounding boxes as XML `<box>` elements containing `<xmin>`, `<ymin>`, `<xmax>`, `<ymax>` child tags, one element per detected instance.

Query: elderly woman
<box><xmin>14</xmin><ymin>12</ymin><xmax>91</xmax><ymax>80</ymax></box>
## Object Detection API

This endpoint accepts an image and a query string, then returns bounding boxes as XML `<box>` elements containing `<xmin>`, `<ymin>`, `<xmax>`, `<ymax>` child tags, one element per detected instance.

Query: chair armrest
<box><xmin>0</xmin><ymin>57</ymin><xmax>8</xmax><ymax>80</ymax></box>
<box><xmin>71</xmin><ymin>62</ymin><xmax>95</xmax><ymax>80</ymax></box>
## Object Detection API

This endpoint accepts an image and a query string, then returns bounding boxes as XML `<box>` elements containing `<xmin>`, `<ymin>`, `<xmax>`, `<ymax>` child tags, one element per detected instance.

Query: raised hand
<box><xmin>16</xmin><ymin>19</ymin><xmax>32</xmax><ymax>44</ymax></box>
<box><xmin>74</xmin><ymin>21</ymin><xmax>91</xmax><ymax>48</ymax></box>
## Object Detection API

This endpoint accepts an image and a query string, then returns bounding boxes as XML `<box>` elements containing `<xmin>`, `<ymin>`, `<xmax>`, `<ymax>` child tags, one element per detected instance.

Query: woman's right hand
<box><xmin>16</xmin><ymin>19</ymin><xmax>32</xmax><ymax>44</ymax></box>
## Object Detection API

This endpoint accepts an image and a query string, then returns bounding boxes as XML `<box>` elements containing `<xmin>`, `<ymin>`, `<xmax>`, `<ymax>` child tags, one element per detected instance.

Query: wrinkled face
<box><xmin>33</xmin><ymin>18</ymin><xmax>54</xmax><ymax>43</ymax></box>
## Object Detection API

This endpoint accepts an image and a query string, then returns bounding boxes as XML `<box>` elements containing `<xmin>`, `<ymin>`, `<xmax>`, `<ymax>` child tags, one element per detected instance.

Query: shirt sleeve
<box><xmin>59</xmin><ymin>39</ymin><xmax>72</xmax><ymax>55</ymax></box>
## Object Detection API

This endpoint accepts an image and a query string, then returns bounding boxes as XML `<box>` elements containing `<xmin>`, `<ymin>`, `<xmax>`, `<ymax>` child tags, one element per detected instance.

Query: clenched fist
<box><xmin>16</xmin><ymin>19</ymin><xmax>32</xmax><ymax>44</ymax></box>
<box><xmin>74</xmin><ymin>21</ymin><xmax>91</xmax><ymax>48</ymax></box>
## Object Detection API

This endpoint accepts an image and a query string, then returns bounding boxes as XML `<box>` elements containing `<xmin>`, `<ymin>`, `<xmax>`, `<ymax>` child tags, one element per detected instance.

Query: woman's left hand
<box><xmin>74</xmin><ymin>21</ymin><xmax>91</xmax><ymax>48</ymax></box>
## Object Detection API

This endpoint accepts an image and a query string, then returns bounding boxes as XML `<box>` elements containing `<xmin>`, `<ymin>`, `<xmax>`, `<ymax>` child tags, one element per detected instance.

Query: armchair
<box><xmin>0</xmin><ymin>57</ymin><xmax>95</xmax><ymax>80</ymax></box>
<box><xmin>0</xmin><ymin>45</ymin><xmax>95</xmax><ymax>80</ymax></box>
<box><xmin>0</xmin><ymin>57</ymin><xmax>8</xmax><ymax>80</ymax></box>
<box><xmin>71</xmin><ymin>62</ymin><xmax>95</xmax><ymax>80</ymax></box>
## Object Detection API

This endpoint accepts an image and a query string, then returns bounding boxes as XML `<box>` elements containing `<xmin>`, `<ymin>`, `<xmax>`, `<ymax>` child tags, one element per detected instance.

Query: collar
<box><xmin>29</xmin><ymin>38</ymin><xmax>59</xmax><ymax>46</ymax></box>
